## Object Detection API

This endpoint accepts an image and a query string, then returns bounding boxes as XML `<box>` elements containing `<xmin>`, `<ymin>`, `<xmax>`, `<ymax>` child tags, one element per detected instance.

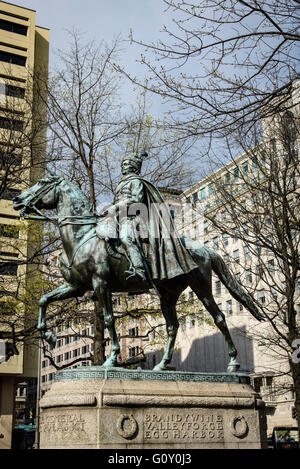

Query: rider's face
<box><xmin>121</xmin><ymin>160</ymin><xmax>137</xmax><ymax>175</ymax></box>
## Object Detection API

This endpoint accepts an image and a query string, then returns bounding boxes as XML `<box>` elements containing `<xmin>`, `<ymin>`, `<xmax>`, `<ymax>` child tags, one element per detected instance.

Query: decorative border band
<box><xmin>55</xmin><ymin>367</ymin><xmax>250</xmax><ymax>384</ymax></box>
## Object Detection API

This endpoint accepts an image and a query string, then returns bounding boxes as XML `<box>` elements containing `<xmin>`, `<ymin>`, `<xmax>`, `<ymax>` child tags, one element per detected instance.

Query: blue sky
<box><xmin>9</xmin><ymin>0</ymin><xmax>170</xmax><ymax>70</ymax></box>
<box><xmin>10</xmin><ymin>0</ymin><xmax>175</xmax><ymax>117</ymax></box>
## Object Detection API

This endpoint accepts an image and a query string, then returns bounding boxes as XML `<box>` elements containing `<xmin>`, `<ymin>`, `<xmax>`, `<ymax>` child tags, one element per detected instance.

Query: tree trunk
<box><xmin>93</xmin><ymin>300</ymin><xmax>105</xmax><ymax>365</ymax></box>
<box><xmin>290</xmin><ymin>360</ymin><xmax>300</xmax><ymax>443</ymax></box>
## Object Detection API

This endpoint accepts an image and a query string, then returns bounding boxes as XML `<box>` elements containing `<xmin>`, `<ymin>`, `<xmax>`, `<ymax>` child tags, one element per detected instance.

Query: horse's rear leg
<box><xmin>153</xmin><ymin>291</ymin><xmax>179</xmax><ymax>371</ymax></box>
<box><xmin>201</xmin><ymin>295</ymin><xmax>240</xmax><ymax>372</ymax></box>
<box><xmin>38</xmin><ymin>283</ymin><xmax>85</xmax><ymax>346</ymax></box>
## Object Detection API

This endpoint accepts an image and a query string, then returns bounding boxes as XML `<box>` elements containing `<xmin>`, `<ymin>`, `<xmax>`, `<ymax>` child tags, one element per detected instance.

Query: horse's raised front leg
<box><xmin>38</xmin><ymin>282</ymin><xmax>85</xmax><ymax>346</ymax></box>
<box><xmin>93</xmin><ymin>279</ymin><xmax>120</xmax><ymax>368</ymax></box>
<box><xmin>153</xmin><ymin>291</ymin><xmax>179</xmax><ymax>371</ymax></box>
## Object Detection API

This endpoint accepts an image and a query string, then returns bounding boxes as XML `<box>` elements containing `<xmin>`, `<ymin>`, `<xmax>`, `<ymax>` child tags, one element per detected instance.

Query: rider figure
<box><xmin>105</xmin><ymin>151</ymin><xmax>148</xmax><ymax>281</ymax></box>
<box><xmin>100</xmin><ymin>150</ymin><xmax>199</xmax><ymax>283</ymax></box>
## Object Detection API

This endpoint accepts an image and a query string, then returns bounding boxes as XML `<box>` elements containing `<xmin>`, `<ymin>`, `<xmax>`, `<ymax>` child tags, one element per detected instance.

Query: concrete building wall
<box><xmin>0</xmin><ymin>1</ymin><xmax>49</xmax><ymax>449</ymax></box>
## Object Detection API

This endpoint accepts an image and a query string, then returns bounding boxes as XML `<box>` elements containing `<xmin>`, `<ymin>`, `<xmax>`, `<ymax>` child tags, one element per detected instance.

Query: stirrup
<box><xmin>125</xmin><ymin>268</ymin><xmax>146</xmax><ymax>281</ymax></box>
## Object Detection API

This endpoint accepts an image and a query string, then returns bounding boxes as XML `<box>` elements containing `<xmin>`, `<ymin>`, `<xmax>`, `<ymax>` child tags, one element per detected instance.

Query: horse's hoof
<box><xmin>153</xmin><ymin>364</ymin><xmax>175</xmax><ymax>372</ymax></box>
<box><xmin>101</xmin><ymin>358</ymin><xmax>118</xmax><ymax>368</ymax></box>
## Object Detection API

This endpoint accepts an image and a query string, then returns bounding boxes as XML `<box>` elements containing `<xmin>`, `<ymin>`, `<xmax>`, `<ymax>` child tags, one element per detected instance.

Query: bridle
<box><xmin>19</xmin><ymin>176</ymin><xmax>100</xmax><ymax>270</ymax></box>
<box><xmin>20</xmin><ymin>177</ymin><xmax>63</xmax><ymax>223</ymax></box>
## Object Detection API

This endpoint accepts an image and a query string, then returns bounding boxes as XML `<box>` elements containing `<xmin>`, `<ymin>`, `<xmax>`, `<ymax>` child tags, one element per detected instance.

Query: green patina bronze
<box><xmin>13</xmin><ymin>152</ymin><xmax>264</xmax><ymax>373</ymax></box>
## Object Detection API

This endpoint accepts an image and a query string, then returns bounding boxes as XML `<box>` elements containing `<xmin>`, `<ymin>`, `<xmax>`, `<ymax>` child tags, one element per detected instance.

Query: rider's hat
<box><xmin>121</xmin><ymin>151</ymin><xmax>148</xmax><ymax>171</ymax></box>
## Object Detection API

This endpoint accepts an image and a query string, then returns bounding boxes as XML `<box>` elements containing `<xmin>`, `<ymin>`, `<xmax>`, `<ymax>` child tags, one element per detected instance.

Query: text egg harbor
<box><xmin>144</xmin><ymin>412</ymin><xmax>224</xmax><ymax>441</ymax></box>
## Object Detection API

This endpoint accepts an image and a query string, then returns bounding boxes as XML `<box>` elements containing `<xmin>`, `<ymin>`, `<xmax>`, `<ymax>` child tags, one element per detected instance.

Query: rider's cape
<box><xmin>127</xmin><ymin>175</ymin><xmax>198</xmax><ymax>281</ymax></box>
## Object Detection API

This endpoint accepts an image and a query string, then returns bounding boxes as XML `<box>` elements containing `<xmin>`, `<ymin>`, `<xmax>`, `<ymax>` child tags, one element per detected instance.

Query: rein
<box><xmin>20</xmin><ymin>178</ymin><xmax>63</xmax><ymax>223</ymax></box>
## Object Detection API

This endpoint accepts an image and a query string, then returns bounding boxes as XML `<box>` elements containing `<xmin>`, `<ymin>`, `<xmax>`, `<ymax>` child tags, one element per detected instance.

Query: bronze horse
<box><xmin>13</xmin><ymin>173</ymin><xmax>263</xmax><ymax>372</ymax></box>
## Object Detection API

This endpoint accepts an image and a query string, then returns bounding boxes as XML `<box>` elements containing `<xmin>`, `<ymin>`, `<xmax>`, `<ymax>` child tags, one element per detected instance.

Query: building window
<box><xmin>193</xmin><ymin>192</ymin><xmax>198</xmax><ymax>203</ymax></box>
<box><xmin>233</xmin><ymin>167</ymin><xmax>239</xmax><ymax>180</ymax></box>
<box><xmin>226</xmin><ymin>300</ymin><xmax>232</xmax><ymax>315</ymax></box>
<box><xmin>222</xmin><ymin>233</ymin><xmax>229</xmax><ymax>246</ymax></box>
<box><xmin>233</xmin><ymin>250</ymin><xmax>239</xmax><ymax>263</ymax></box>
<box><xmin>268</xmin><ymin>259</ymin><xmax>275</xmax><ymax>275</ymax></box>
<box><xmin>82</xmin><ymin>345</ymin><xmax>89</xmax><ymax>354</ymax></box>
<box><xmin>203</xmin><ymin>220</ymin><xmax>208</xmax><ymax>235</ymax></box>
<box><xmin>242</xmin><ymin>161</ymin><xmax>248</xmax><ymax>174</ymax></box>
<box><xmin>213</xmin><ymin>236</ymin><xmax>219</xmax><ymax>250</ymax></box>
<box><xmin>0</xmin><ymin>83</ymin><xmax>25</xmax><ymax>99</ymax></box>
<box><xmin>271</xmin><ymin>285</ymin><xmax>278</xmax><ymax>299</ymax></box>
<box><xmin>0</xmin><ymin>116</ymin><xmax>23</xmax><ymax>132</ymax></box>
<box><xmin>181</xmin><ymin>316</ymin><xmax>186</xmax><ymax>331</ymax></box>
<box><xmin>235</xmin><ymin>272</ymin><xmax>241</xmax><ymax>283</ymax></box>
<box><xmin>244</xmin><ymin>245</ymin><xmax>250</xmax><ymax>260</ymax></box>
<box><xmin>0</xmin><ymin>224</ymin><xmax>19</xmax><ymax>238</ymax></box>
<box><xmin>188</xmin><ymin>291</ymin><xmax>194</xmax><ymax>303</ymax></box>
<box><xmin>233</xmin><ymin>228</ymin><xmax>239</xmax><ymax>243</ymax></box>
<box><xmin>237</xmin><ymin>301</ymin><xmax>243</xmax><ymax>313</ymax></box>
<box><xmin>129</xmin><ymin>327</ymin><xmax>139</xmax><ymax>337</ymax></box>
<box><xmin>129</xmin><ymin>346</ymin><xmax>139</xmax><ymax>358</ymax></box>
<box><xmin>1</xmin><ymin>189</ymin><xmax>21</xmax><ymax>200</ymax></box>
<box><xmin>200</xmin><ymin>187</ymin><xmax>206</xmax><ymax>200</ymax></box>
<box><xmin>64</xmin><ymin>352</ymin><xmax>71</xmax><ymax>361</ymax></box>
<box><xmin>0</xmin><ymin>261</ymin><xmax>18</xmax><ymax>276</ymax></box>
<box><xmin>242</xmin><ymin>223</ymin><xmax>249</xmax><ymax>235</ymax></box>
<box><xmin>73</xmin><ymin>348</ymin><xmax>80</xmax><ymax>358</ymax></box>
<box><xmin>224</xmin><ymin>173</ymin><xmax>230</xmax><ymax>184</ymax></box>
<box><xmin>258</xmin><ymin>290</ymin><xmax>266</xmax><ymax>304</ymax></box>
<box><xmin>209</xmin><ymin>184</ymin><xmax>214</xmax><ymax>197</ymax></box>
<box><xmin>224</xmin><ymin>254</ymin><xmax>230</xmax><ymax>265</ymax></box>
<box><xmin>257</xmin><ymin>264</ymin><xmax>264</xmax><ymax>279</ymax></box>
<box><xmin>0</xmin><ymin>18</ymin><xmax>28</xmax><ymax>36</ymax></box>
<box><xmin>0</xmin><ymin>50</ymin><xmax>26</xmax><ymax>66</ymax></box>
<box><xmin>190</xmin><ymin>315</ymin><xmax>195</xmax><ymax>327</ymax></box>
<box><xmin>215</xmin><ymin>281</ymin><xmax>221</xmax><ymax>295</ymax></box>
<box><xmin>253</xmin><ymin>376</ymin><xmax>263</xmax><ymax>393</ymax></box>
<box><xmin>246</xmin><ymin>271</ymin><xmax>252</xmax><ymax>284</ymax></box>
<box><xmin>0</xmin><ymin>150</ymin><xmax>22</xmax><ymax>168</ymax></box>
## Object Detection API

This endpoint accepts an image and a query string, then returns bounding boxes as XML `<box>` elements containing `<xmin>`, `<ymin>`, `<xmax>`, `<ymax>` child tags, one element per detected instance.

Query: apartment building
<box><xmin>0</xmin><ymin>1</ymin><xmax>49</xmax><ymax>449</ymax></box>
<box><xmin>173</xmin><ymin>82</ymin><xmax>300</xmax><ymax>431</ymax></box>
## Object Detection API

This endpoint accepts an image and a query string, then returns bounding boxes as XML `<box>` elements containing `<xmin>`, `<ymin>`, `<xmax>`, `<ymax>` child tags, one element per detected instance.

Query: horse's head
<box><xmin>13</xmin><ymin>171</ymin><xmax>63</xmax><ymax>218</ymax></box>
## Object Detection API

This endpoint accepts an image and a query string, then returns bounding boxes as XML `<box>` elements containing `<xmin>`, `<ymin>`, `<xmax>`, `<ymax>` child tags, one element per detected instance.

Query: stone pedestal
<box><xmin>39</xmin><ymin>367</ymin><xmax>267</xmax><ymax>449</ymax></box>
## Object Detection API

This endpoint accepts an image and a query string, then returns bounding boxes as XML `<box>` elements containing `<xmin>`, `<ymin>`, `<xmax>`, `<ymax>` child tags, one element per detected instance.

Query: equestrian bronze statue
<box><xmin>13</xmin><ymin>152</ymin><xmax>264</xmax><ymax>372</ymax></box>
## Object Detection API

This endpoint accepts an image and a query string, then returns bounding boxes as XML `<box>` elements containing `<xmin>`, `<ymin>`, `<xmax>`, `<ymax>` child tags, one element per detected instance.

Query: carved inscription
<box><xmin>144</xmin><ymin>412</ymin><xmax>224</xmax><ymax>442</ymax></box>
<box><xmin>40</xmin><ymin>413</ymin><xmax>87</xmax><ymax>441</ymax></box>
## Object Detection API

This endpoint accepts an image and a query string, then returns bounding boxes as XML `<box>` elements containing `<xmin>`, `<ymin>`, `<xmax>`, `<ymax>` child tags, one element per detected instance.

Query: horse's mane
<box><xmin>63</xmin><ymin>178</ymin><xmax>93</xmax><ymax>212</ymax></box>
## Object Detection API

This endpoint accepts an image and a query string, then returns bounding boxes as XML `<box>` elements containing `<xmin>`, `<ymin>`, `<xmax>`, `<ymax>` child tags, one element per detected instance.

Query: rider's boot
<box><xmin>125</xmin><ymin>246</ymin><xmax>147</xmax><ymax>282</ymax></box>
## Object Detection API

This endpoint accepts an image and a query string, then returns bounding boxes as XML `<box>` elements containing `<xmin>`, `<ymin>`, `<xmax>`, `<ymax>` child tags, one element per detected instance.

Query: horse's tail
<box><xmin>209</xmin><ymin>249</ymin><xmax>264</xmax><ymax>322</ymax></box>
